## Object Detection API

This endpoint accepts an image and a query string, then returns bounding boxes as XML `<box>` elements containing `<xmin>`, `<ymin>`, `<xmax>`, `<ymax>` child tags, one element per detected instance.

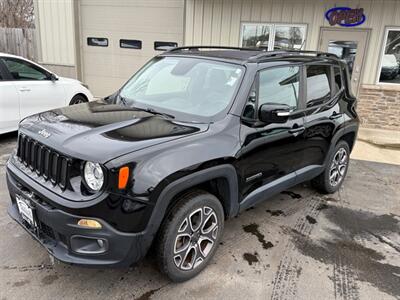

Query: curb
<box><xmin>356</xmin><ymin>138</ymin><xmax>400</xmax><ymax>150</ymax></box>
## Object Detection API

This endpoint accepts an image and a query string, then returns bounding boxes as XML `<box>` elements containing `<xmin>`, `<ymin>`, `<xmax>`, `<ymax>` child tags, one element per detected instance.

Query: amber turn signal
<box><xmin>118</xmin><ymin>166</ymin><xmax>130</xmax><ymax>189</ymax></box>
<box><xmin>77</xmin><ymin>219</ymin><xmax>102</xmax><ymax>229</ymax></box>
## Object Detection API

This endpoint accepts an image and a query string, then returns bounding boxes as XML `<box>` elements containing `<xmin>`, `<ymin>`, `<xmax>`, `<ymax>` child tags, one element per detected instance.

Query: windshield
<box><xmin>119</xmin><ymin>56</ymin><xmax>244</xmax><ymax>120</ymax></box>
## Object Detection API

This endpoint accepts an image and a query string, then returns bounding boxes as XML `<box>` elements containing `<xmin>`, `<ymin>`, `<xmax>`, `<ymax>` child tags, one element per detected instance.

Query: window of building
<box><xmin>242</xmin><ymin>24</ymin><xmax>271</xmax><ymax>48</ymax></box>
<box><xmin>258</xmin><ymin>66</ymin><xmax>300</xmax><ymax>110</ymax></box>
<box><xmin>379</xmin><ymin>28</ymin><xmax>400</xmax><ymax>84</ymax></box>
<box><xmin>241</xmin><ymin>23</ymin><xmax>307</xmax><ymax>50</ymax></box>
<box><xmin>306</xmin><ymin>65</ymin><xmax>331</xmax><ymax>107</ymax></box>
<box><xmin>87</xmin><ymin>37</ymin><xmax>108</xmax><ymax>47</ymax></box>
<box><xmin>154</xmin><ymin>41</ymin><xmax>178</xmax><ymax>51</ymax></box>
<box><xmin>120</xmin><ymin>39</ymin><xmax>142</xmax><ymax>49</ymax></box>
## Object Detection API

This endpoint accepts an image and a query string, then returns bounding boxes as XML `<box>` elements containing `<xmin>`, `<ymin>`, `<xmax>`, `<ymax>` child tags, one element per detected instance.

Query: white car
<box><xmin>0</xmin><ymin>53</ymin><xmax>93</xmax><ymax>134</ymax></box>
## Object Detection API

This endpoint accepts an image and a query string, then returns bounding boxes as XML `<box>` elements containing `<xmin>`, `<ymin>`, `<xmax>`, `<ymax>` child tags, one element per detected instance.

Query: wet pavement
<box><xmin>0</xmin><ymin>132</ymin><xmax>399</xmax><ymax>300</ymax></box>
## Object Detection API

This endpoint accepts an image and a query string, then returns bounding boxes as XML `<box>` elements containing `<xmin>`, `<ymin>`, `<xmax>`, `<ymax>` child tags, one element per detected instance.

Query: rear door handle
<box><xmin>329</xmin><ymin>113</ymin><xmax>343</xmax><ymax>120</ymax></box>
<box><xmin>288</xmin><ymin>126</ymin><xmax>305</xmax><ymax>136</ymax></box>
<box><xmin>19</xmin><ymin>87</ymin><xmax>31</xmax><ymax>92</ymax></box>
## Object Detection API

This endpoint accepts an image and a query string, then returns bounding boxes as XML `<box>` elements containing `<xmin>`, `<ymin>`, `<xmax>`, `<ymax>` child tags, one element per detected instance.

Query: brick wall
<box><xmin>357</xmin><ymin>85</ymin><xmax>400</xmax><ymax>131</ymax></box>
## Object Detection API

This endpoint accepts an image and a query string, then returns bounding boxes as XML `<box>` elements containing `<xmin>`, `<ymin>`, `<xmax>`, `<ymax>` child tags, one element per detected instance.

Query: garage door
<box><xmin>80</xmin><ymin>0</ymin><xmax>184</xmax><ymax>97</ymax></box>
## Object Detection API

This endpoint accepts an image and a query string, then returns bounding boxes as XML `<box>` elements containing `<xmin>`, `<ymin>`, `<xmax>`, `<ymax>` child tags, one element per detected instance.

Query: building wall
<box><xmin>184</xmin><ymin>0</ymin><xmax>400</xmax><ymax>86</ymax></box>
<box><xmin>358</xmin><ymin>86</ymin><xmax>400</xmax><ymax>130</ymax></box>
<box><xmin>40</xmin><ymin>63</ymin><xmax>77</xmax><ymax>79</ymax></box>
<box><xmin>34</xmin><ymin>0</ymin><xmax>77</xmax><ymax>78</ymax></box>
<box><xmin>185</xmin><ymin>0</ymin><xmax>400</xmax><ymax>130</ymax></box>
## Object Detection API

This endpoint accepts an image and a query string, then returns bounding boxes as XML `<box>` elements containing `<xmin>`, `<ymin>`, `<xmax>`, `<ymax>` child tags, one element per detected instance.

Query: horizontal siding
<box><xmin>41</xmin><ymin>63</ymin><xmax>77</xmax><ymax>79</ymax></box>
<box><xmin>36</xmin><ymin>0</ymin><xmax>75</xmax><ymax>65</ymax></box>
<box><xmin>184</xmin><ymin>0</ymin><xmax>400</xmax><ymax>85</ymax></box>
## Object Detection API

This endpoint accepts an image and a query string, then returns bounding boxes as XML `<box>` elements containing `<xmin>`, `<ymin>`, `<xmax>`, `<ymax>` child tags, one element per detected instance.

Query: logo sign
<box><xmin>325</xmin><ymin>7</ymin><xmax>366</xmax><ymax>27</ymax></box>
<box><xmin>38</xmin><ymin>129</ymin><xmax>51</xmax><ymax>139</ymax></box>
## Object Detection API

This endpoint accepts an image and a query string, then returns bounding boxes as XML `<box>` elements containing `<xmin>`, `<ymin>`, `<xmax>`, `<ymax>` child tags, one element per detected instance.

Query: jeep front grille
<box><xmin>16</xmin><ymin>134</ymin><xmax>71</xmax><ymax>190</ymax></box>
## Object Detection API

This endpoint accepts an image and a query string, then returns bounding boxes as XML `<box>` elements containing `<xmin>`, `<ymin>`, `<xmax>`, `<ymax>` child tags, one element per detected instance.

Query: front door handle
<box><xmin>288</xmin><ymin>126</ymin><xmax>305</xmax><ymax>136</ymax></box>
<box><xmin>329</xmin><ymin>113</ymin><xmax>343</xmax><ymax>120</ymax></box>
<box><xmin>19</xmin><ymin>87</ymin><xmax>31</xmax><ymax>92</ymax></box>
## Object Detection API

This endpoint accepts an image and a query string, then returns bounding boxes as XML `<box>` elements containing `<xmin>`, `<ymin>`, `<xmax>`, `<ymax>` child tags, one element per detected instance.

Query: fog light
<box><xmin>97</xmin><ymin>239</ymin><xmax>104</xmax><ymax>248</ymax></box>
<box><xmin>77</xmin><ymin>219</ymin><xmax>102</xmax><ymax>229</ymax></box>
<box><xmin>70</xmin><ymin>236</ymin><xmax>107</xmax><ymax>254</ymax></box>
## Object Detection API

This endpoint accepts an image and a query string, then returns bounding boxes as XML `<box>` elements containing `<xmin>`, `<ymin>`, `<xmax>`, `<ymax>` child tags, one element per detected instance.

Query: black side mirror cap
<box><xmin>49</xmin><ymin>73</ymin><xmax>58</xmax><ymax>81</ymax></box>
<box><xmin>258</xmin><ymin>103</ymin><xmax>291</xmax><ymax>124</ymax></box>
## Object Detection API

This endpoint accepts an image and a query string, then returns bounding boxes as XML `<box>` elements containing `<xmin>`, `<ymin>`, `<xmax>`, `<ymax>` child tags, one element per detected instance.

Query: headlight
<box><xmin>83</xmin><ymin>161</ymin><xmax>104</xmax><ymax>191</ymax></box>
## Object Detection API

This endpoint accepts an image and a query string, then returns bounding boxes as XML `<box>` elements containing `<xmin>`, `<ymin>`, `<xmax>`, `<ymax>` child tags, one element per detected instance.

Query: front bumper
<box><xmin>6</xmin><ymin>164</ymin><xmax>149</xmax><ymax>268</ymax></box>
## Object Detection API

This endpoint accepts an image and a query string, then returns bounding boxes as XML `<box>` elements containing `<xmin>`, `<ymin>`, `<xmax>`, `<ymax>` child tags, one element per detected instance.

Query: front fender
<box><xmin>144</xmin><ymin>164</ymin><xmax>239</xmax><ymax>235</ymax></box>
<box><xmin>106</xmin><ymin>115</ymin><xmax>241</xmax><ymax>195</ymax></box>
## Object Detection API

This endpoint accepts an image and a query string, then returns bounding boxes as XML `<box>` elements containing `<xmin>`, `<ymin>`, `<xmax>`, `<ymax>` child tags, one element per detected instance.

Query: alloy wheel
<box><xmin>329</xmin><ymin>147</ymin><xmax>348</xmax><ymax>187</ymax></box>
<box><xmin>173</xmin><ymin>206</ymin><xmax>219</xmax><ymax>271</ymax></box>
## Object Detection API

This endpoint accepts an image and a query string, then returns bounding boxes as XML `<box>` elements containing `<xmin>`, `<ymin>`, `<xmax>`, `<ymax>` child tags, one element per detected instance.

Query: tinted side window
<box><xmin>306</xmin><ymin>65</ymin><xmax>331</xmax><ymax>107</ymax></box>
<box><xmin>333</xmin><ymin>66</ymin><xmax>342</xmax><ymax>92</ymax></box>
<box><xmin>258</xmin><ymin>66</ymin><xmax>300</xmax><ymax>110</ymax></box>
<box><xmin>3</xmin><ymin>58</ymin><xmax>48</xmax><ymax>80</ymax></box>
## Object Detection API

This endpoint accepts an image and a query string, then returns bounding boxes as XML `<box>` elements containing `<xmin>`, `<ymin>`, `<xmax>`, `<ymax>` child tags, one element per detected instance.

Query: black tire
<box><xmin>155</xmin><ymin>190</ymin><xmax>224</xmax><ymax>282</ymax></box>
<box><xmin>69</xmin><ymin>94</ymin><xmax>87</xmax><ymax>105</ymax></box>
<box><xmin>312</xmin><ymin>140</ymin><xmax>350</xmax><ymax>194</ymax></box>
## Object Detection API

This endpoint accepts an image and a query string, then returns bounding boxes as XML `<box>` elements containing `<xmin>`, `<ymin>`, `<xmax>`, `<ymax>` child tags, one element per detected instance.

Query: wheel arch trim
<box><xmin>144</xmin><ymin>164</ymin><xmax>239</xmax><ymax>239</ymax></box>
<box><xmin>323</xmin><ymin>126</ymin><xmax>358</xmax><ymax>167</ymax></box>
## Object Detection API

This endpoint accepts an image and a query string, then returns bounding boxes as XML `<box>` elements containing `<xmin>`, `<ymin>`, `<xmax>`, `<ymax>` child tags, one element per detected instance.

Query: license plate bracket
<box><xmin>16</xmin><ymin>194</ymin><xmax>37</xmax><ymax>229</ymax></box>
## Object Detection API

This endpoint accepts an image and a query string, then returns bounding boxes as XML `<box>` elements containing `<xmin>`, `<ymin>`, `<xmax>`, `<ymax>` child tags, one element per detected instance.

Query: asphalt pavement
<box><xmin>0</xmin><ymin>132</ymin><xmax>399</xmax><ymax>300</ymax></box>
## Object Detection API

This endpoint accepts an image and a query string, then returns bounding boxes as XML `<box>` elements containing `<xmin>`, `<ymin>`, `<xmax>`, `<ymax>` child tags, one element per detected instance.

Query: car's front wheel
<box><xmin>69</xmin><ymin>94</ymin><xmax>87</xmax><ymax>105</ymax></box>
<box><xmin>312</xmin><ymin>140</ymin><xmax>350</xmax><ymax>194</ymax></box>
<box><xmin>156</xmin><ymin>190</ymin><xmax>224</xmax><ymax>282</ymax></box>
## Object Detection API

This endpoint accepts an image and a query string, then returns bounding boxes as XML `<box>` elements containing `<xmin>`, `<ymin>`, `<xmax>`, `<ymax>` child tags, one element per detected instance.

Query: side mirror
<box><xmin>259</xmin><ymin>103</ymin><xmax>291</xmax><ymax>124</ymax></box>
<box><xmin>49</xmin><ymin>73</ymin><xmax>58</xmax><ymax>81</ymax></box>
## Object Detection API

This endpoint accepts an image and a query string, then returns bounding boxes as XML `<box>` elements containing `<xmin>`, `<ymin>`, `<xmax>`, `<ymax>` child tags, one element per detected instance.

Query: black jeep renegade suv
<box><xmin>6</xmin><ymin>47</ymin><xmax>358</xmax><ymax>282</ymax></box>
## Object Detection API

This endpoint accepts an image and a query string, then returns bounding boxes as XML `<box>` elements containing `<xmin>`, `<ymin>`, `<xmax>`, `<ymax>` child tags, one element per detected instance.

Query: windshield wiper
<box><xmin>143</xmin><ymin>107</ymin><xmax>175</xmax><ymax>119</ymax></box>
<box><xmin>119</xmin><ymin>95</ymin><xmax>128</xmax><ymax>106</ymax></box>
<box><xmin>117</xmin><ymin>96</ymin><xmax>174</xmax><ymax>119</ymax></box>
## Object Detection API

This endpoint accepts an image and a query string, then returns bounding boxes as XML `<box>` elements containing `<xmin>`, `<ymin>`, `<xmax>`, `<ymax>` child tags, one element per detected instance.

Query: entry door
<box><xmin>319</xmin><ymin>28</ymin><xmax>370</xmax><ymax>96</ymax></box>
<box><xmin>2</xmin><ymin>57</ymin><xmax>66</xmax><ymax>119</ymax></box>
<box><xmin>235</xmin><ymin>65</ymin><xmax>306</xmax><ymax>198</ymax></box>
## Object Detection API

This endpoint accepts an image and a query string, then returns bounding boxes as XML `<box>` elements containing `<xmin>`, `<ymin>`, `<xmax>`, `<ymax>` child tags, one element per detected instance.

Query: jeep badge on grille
<box><xmin>38</xmin><ymin>129</ymin><xmax>51</xmax><ymax>139</ymax></box>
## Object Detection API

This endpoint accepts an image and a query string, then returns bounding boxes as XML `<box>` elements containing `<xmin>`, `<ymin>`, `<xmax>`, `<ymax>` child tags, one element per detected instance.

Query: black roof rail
<box><xmin>248</xmin><ymin>50</ymin><xmax>339</xmax><ymax>61</ymax></box>
<box><xmin>166</xmin><ymin>45</ymin><xmax>262</xmax><ymax>53</ymax></box>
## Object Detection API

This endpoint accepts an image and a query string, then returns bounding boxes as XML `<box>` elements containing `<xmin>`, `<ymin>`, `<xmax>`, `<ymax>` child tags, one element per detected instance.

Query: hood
<box><xmin>57</xmin><ymin>76</ymin><xmax>80</xmax><ymax>83</ymax></box>
<box><xmin>19</xmin><ymin>100</ymin><xmax>208</xmax><ymax>163</ymax></box>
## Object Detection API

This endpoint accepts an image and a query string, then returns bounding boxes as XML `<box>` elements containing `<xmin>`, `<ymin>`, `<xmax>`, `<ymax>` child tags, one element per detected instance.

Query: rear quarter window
<box><xmin>306</xmin><ymin>65</ymin><xmax>331</xmax><ymax>107</ymax></box>
<box><xmin>333</xmin><ymin>66</ymin><xmax>343</xmax><ymax>93</ymax></box>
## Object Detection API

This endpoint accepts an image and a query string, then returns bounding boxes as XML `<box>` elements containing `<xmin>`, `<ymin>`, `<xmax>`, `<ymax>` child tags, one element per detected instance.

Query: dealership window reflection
<box><xmin>242</xmin><ymin>24</ymin><xmax>271</xmax><ymax>48</ymax></box>
<box><xmin>241</xmin><ymin>23</ymin><xmax>306</xmax><ymax>50</ymax></box>
<box><xmin>379</xmin><ymin>29</ymin><xmax>400</xmax><ymax>84</ymax></box>
<box><xmin>274</xmin><ymin>26</ymin><xmax>306</xmax><ymax>50</ymax></box>
<box><xmin>328</xmin><ymin>41</ymin><xmax>357</xmax><ymax>75</ymax></box>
